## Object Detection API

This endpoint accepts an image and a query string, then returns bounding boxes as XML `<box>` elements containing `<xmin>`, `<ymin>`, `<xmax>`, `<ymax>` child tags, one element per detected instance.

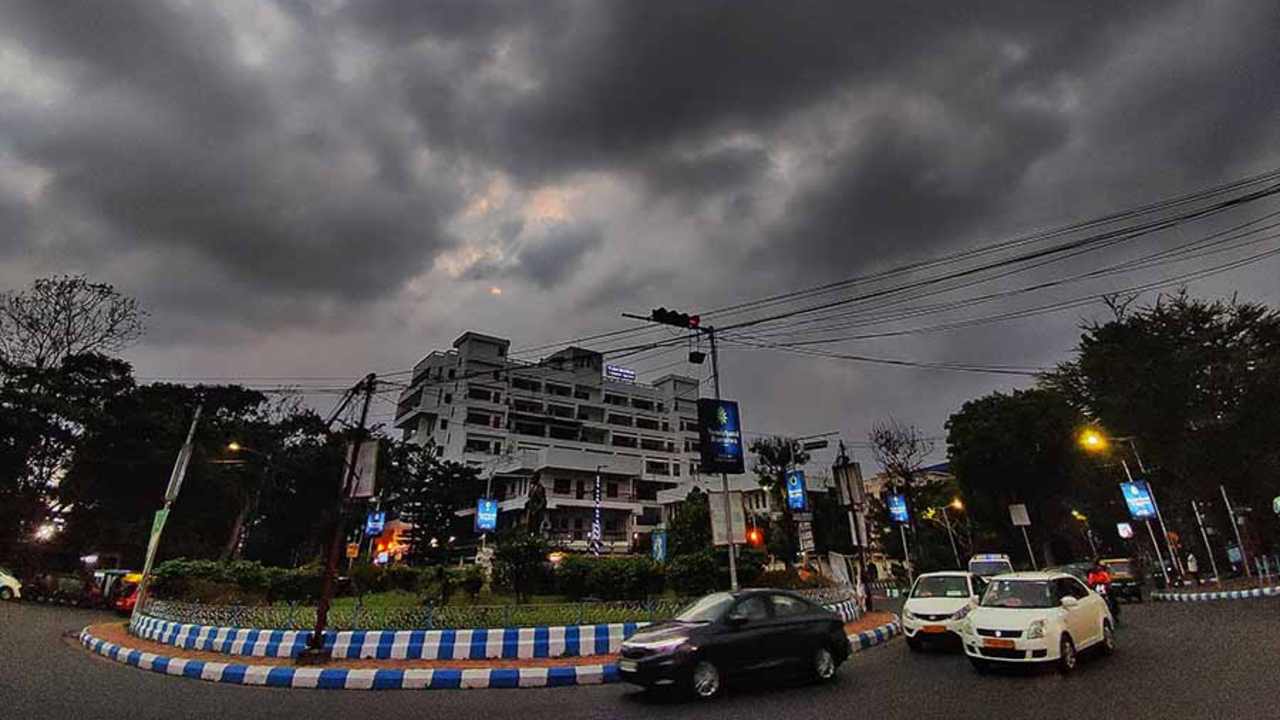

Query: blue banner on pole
<box><xmin>888</xmin><ymin>494</ymin><xmax>910</xmax><ymax>524</ymax></box>
<box><xmin>697</xmin><ymin>399</ymin><xmax>746</xmax><ymax>474</ymax></box>
<box><xmin>475</xmin><ymin>498</ymin><xmax>498</xmax><ymax>532</ymax></box>
<box><xmin>651</xmin><ymin>529</ymin><xmax>667</xmax><ymax>563</ymax></box>
<box><xmin>364</xmin><ymin>511</ymin><xmax>385</xmax><ymax>536</ymax></box>
<box><xmin>785</xmin><ymin>469</ymin><xmax>808</xmax><ymax>511</ymax></box>
<box><xmin>1120</xmin><ymin>481</ymin><xmax>1157</xmax><ymax>520</ymax></box>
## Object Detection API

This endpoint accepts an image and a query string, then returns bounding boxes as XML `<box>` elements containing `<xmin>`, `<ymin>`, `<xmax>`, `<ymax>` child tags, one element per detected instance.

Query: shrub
<box><xmin>555</xmin><ymin>554</ymin><xmax>593</xmax><ymax>599</ymax></box>
<box><xmin>385</xmin><ymin>564</ymin><xmax>420</xmax><ymax>593</ymax></box>
<box><xmin>461</xmin><ymin>565</ymin><xmax>485</xmax><ymax>601</ymax></box>
<box><xmin>349</xmin><ymin>563</ymin><xmax>388</xmax><ymax>595</ymax></box>
<box><xmin>667</xmin><ymin>550</ymin><xmax>719</xmax><ymax>596</ymax></box>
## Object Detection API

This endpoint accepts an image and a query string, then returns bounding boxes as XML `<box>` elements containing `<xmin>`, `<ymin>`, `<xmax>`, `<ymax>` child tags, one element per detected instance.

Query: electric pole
<box><xmin>301</xmin><ymin>373</ymin><xmax>376</xmax><ymax>664</ymax></box>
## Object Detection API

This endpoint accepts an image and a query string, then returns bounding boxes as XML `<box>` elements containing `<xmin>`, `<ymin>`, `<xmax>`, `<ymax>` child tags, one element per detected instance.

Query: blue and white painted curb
<box><xmin>131</xmin><ymin>597</ymin><xmax>862</xmax><ymax>661</ymax></box>
<box><xmin>849</xmin><ymin>616</ymin><xmax>900</xmax><ymax>654</ymax></box>
<box><xmin>82</xmin><ymin>628</ymin><xmax>619</xmax><ymax>690</ymax></box>
<box><xmin>83</xmin><ymin>616</ymin><xmax>901</xmax><ymax>690</ymax></box>
<box><xmin>1152</xmin><ymin>585</ymin><xmax>1280</xmax><ymax>603</ymax></box>
<box><xmin>130</xmin><ymin>614</ymin><xmax>645</xmax><ymax>661</ymax></box>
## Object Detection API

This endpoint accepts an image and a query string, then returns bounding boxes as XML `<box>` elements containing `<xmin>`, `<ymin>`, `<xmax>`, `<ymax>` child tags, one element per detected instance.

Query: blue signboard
<box><xmin>786</xmin><ymin>469</ymin><xmax>808</xmax><ymax>511</ymax></box>
<box><xmin>651</xmin><ymin>529</ymin><xmax>668</xmax><ymax>563</ymax></box>
<box><xmin>1120</xmin><ymin>481</ymin><xmax>1157</xmax><ymax>520</ymax></box>
<box><xmin>888</xmin><ymin>494</ymin><xmax>910</xmax><ymax>524</ymax></box>
<box><xmin>475</xmin><ymin>498</ymin><xmax>499</xmax><ymax>532</ymax></box>
<box><xmin>697</xmin><ymin>399</ymin><xmax>746</xmax><ymax>474</ymax></box>
<box><xmin>364</xmin><ymin>511</ymin><xmax>385</xmax><ymax>536</ymax></box>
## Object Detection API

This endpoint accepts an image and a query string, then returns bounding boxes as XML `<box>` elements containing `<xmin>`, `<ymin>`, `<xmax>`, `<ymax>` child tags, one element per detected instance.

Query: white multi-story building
<box><xmin>394</xmin><ymin>332</ymin><xmax>704</xmax><ymax>553</ymax></box>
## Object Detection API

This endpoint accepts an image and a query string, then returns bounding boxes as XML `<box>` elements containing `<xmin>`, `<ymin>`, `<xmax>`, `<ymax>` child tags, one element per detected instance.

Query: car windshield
<box><xmin>970</xmin><ymin>561</ymin><xmax>1012</xmax><ymax>577</ymax></box>
<box><xmin>912</xmin><ymin>576</ymin><xmax>969</xmax><ymax>599</ymax></box>
<box><xmin>981</xmin><ymin>580</ymin><xmax>1055</xmax><ymax>608</ymax></box>
<box><xmin>675</xmin><ymin>592</ymin><xmax>734</xmax><ymax>622</ymax></box>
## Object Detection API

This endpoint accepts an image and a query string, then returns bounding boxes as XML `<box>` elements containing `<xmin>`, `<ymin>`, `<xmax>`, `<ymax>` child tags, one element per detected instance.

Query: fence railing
<box><xmin>143</xmin><ymin>586</ymin><xmax>857</xmax><ymax>631</ymax></box>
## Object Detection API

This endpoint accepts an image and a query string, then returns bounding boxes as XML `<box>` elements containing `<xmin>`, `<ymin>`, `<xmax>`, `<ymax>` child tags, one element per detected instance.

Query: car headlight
<box><xmin>950</xmin><ymin>606</ymin><xmax>972</xmax><ymax>621</ymax></box>
<box><xmin>904</xmin><ymin>610</ymin><xmax>918</xmax><ymax>621</ymax></box>
<box><xmin>1026</xmin><ymin>620</ymin><xmax>1046</xmax><ymax>640</ymax></box>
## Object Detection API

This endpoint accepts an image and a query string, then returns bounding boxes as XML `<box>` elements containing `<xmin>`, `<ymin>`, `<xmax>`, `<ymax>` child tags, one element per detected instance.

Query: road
<box><xmin>3</xmin><ymin>599</ymin><xmax>1277</xmax><ymax>719</ymax></box>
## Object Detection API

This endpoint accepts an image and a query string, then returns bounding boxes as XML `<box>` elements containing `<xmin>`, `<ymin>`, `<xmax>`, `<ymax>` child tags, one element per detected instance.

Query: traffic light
<box><xmin>747</xmin><ymin>527</ymin><xmax>764</xmax><ymax>547</ymax></box>
<box><xmin>650</xmin><ymin>307</ymin><xmax>701</xmax><ymax>329</ymax></box>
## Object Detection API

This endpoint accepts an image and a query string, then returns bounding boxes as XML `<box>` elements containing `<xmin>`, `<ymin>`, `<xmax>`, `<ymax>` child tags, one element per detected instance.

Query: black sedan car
<box><xmin>617</xmin><ymin>589</ymin><xmax>850</xmax><ymax>699</ymax></box>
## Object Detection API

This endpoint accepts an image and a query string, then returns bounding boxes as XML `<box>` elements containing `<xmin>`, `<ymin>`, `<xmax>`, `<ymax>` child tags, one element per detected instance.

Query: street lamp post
<box><xmin>1072</xmin><ymin>510</ymin><xmax>1098</xmax><ymax>557</ymax></box>
<box><xmin>940</xmin><ymin>505</ymin><xmax>961</xmax><ymax>569</ymax></box>
<box><xmin>1079</xmin><ymin>429</ymin><xmax>1170</xmax><ymax>588</ymax></box>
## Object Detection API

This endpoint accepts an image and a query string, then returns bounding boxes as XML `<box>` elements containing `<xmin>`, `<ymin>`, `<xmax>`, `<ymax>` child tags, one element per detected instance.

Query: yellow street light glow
<box><xmin>1079</xmin><ymin>429</ymin><xmax>1108</xmax><ymax>452</ymax></box>
<box><xmin>950</xmin><ymin>498</ymin><xmax>964</xmax><ymax>511</ymax></box>
<box><xmin>227</xmin><ymin>442</ymin><xmax>242</xmax><ymax>452</ymax></box>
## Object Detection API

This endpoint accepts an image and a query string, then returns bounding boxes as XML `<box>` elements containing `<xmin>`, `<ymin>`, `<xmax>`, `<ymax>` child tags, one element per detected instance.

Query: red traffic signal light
<box><xmin>747</xmin><ymin>527</ymin><xmax>764</xmax><ymax>546</ymax></box>
<box><xmin>650</xmin><ymin>307</ymin><xmax>700</xmax><ymax>329</ymax></box>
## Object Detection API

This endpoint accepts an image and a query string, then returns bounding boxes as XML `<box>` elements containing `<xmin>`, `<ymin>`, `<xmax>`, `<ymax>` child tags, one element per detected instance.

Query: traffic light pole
<box><xmin>707</xmin><ymin>326</ymin><xmax>739</xmax><ymax>591</ymax></box>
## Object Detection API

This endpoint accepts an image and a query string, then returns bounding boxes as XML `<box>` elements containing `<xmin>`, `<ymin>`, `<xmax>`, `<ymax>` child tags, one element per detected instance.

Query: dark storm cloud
<box><xmin>462</xmin><ymin>222</ymin><xmax>603</xmax><ymax>290</ymax></box>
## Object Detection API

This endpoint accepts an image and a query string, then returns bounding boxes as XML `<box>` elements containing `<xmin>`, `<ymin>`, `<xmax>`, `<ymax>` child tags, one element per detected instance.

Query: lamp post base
<box><xmin>295</xmin><ymin>646</ymin><xmax>333</xmax><ymax>665</ymax></box>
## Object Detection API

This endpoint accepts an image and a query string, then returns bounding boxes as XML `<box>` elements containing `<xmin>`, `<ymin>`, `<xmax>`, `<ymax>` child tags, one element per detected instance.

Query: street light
<box><xmin>1071</xmin><ymin>509</ymin><xmax>1098</xmax><ymax>556</ymax></box>
<box><xmin>227</xmin><ymin>441</ymin><xmax>243</xmax><ymax>452</ymax></box>
<box><xmin>1078</xmin><ymin>427</ymin><xmax>1172</xmax><ymax>586</ymax></box>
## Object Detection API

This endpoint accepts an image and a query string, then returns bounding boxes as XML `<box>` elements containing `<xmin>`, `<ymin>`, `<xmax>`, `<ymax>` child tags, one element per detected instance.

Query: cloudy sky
<box><xmin>2</xmin><ymin>1</ymin><xmax>1278</xmax><ymax>462</ymax></box>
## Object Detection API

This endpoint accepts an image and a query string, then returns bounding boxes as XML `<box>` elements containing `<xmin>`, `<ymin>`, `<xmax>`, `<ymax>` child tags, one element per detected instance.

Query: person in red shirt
<box><xmin>1087</xmin><ymin>561</ymin><xmax>1120</xmax><ymax>625</ymax></box>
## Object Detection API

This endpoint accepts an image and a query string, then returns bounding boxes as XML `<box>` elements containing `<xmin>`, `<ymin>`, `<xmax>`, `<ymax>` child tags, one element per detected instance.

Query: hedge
<box><xmin>554</xmin><ymin>555</ymin><xmax>664</xmax><ymax>600</ymax></box>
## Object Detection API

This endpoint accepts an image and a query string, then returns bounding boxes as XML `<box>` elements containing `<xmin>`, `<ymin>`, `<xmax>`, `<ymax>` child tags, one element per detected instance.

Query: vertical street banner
<box><xmin>475</xmin><ymin>498</ymin><xmax>498</xmax><ymax>532</ymax></box>
<box><xmin>888</xmin><ymin>494</ymin><xmax>910</xmax><ymax>524</ymax></box>
<box><xmin>651</xmin><ymin>529</ymin><xmax>668</xmax><ymax>563</ymax></box>
<box><xmin>697</xmin><ymin>399</ymin><xmax>746</xmax><ymax>474</ymax></box>
<box><xmin>1120</xmin><ymin>481</ymin><xmax>1157</xmax><ymax>519</ymax></box>
<box><xmin>833</xmin><ymin>460</ymin><xmax>865</xmax><ymax>507</ymax></box>
<box><xmin>364</xmin><ymin>511</ymin><xmax>386</xmax><ymax>536</ymax></box>
<box><xmin>144</xmin><ymin>509</ymin><xmax>169</xmax><ymax>567</ymax></box>
<box><xmin>345</xmin><ymin>440</ymin><xmax>379</xmax><ymax>499</ymax></box>
<box><xmin>709</xmin><ymin>491</ymin><xmax>747</xmax><ymax>545</ymax></box>
<box><xmin>786</xmin><ymin>469</ymin><xmax>808</xmax><ymax>511</ymax></box>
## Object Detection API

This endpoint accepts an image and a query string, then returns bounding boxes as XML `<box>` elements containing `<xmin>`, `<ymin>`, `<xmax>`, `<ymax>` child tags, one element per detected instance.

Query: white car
<box><xmin>0</xmin><ymin>567</ymin><xmax>21</xmax><ymax>601</ymax></box>
<box><xmin>901</xmin><ymin>571</ymin><xmax>985</xmax><ymax>650</ymax></box>
<box><xmin>960</xmin><ymin>571</ymin><xmax>1115</xmax><ymax>674</ymax></box>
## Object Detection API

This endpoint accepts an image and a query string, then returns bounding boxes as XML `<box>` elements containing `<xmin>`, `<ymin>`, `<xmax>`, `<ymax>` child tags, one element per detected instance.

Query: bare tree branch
<box><xmin>0</xmin><ymin>275</ymin><xmax>145</xmax><ymax>369</ymax></box>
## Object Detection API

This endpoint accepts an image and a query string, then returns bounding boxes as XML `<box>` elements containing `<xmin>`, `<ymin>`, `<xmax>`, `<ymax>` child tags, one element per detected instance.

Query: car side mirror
<box><xmin>1060</xmin><ymin>596</ymin><xmax>1079</xmax><ymax>609</ymax></box>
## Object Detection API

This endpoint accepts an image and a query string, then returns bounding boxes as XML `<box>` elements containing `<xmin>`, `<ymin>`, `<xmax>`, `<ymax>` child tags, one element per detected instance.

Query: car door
<box><xmin>1056</xmin><ymin>578</ymin><xmax>1095</xmax><ymax>646</ymax></box>
<box><xmin>719</xmin><ymin>595</ymin><xmax>776</xmax><ymax>673</ymax></box>
<box><xmin>768</xmin><ymin>593</ymin><xmax>820</xmax><ymax>665</ymax></box>
<box><xmin>1072</xmin><ymin>577</ymin><xmax>1106</xmax><ymax>644</ymax></box>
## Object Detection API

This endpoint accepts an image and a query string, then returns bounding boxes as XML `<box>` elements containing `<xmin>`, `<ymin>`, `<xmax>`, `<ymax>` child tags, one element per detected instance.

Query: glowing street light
<box><xmin>227</xmin><ymin>441</ymin><xmax>243</xmax><ymax>452</ymax></box>
<box><xmin>34</xmin><ymin>523</ymin><xmax>57</xmax><ymax>542</ymax></box>
<box><xmin>1078</xmin><ymin>428</ymin><xmax>1108</xmax><ymax>452</ymax></box>
<box><xmin>950</xmin><ymin>498</ymin><xmax>964</xmax><ymax>511</ymax></box>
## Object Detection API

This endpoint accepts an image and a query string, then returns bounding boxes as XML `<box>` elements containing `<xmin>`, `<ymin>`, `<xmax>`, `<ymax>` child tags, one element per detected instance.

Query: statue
<box><xmin>525</xmin><ymin>476</ymin><xmax>548</xmax><ymax>534</ymax></box>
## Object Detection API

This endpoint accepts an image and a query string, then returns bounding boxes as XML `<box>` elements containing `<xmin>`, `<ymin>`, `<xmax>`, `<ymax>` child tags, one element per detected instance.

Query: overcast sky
<box><xmin>2</xmin><ymin>1</ymin><xmax>1278</xmax><ymax>465</ymax></box>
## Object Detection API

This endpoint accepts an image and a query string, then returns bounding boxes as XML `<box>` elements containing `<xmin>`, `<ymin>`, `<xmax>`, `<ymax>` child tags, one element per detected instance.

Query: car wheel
<box><xmin>689</xmin><ymin>660</ymin><xmax>722</xmax><ymax>700</ymax></box>
<box><xmin>1057</xmin><ymin>636</ymin><xmax>1077</xmax><ymax>675</ymax></box>
<box><xmin>1100</xmin><ymin>621</ymin><xmax>1116</xmax><ymax>656</ymax></box>
<box><xmin>0</xmin><ymin>587</ymin><xmax>13</xmax><ymax>601</ymax></box>
<box><xmin>969</xmin><ymin>657</ymin><xmax>990</xmax><ymax>675</ymax></box>
<box><xmin>906</xmin><ymin>636</ymin><xmax>922</xmax><ymax>652</ymax></box>
<box><xmin>813</xmin><ymin>646</ymin><xmax>837</xmax><ymax>682</ymax></box>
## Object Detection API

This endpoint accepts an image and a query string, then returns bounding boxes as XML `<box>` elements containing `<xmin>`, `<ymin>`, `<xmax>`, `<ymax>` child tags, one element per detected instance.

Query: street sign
<box><xmin>802</xmin><ymin>439</ymin><xmax>829</xmax><ymax>451</ymax></box>
<box><xmin>1117</xmin><ymin>522</ymin><xmax>1134</xmax><ymax>539</ymax></box>
<box><xmin>785</xmin><ymin>469</ymin><xmax>808</xmax><ymax>511</ymax></box>
<box><xmin>888</xmin><ymin>494</ymin><xmax>910</xmax><ymax>524</ymax></box>
<box><xmin>475</xmin><ymin>498</ymin><xmax>498</xmax><ymax>532</ymax></box>
<box><xmin>365</xmin><ymin>511</ymin><xmax>386</xmax><ymax>536</ymax></box>
<box><xmin>833</xmin><ymin>460</ymin><xmax>865</xmax><ymax>507</ymax></box>
<box><xmin>798</xmin><ymin>522</ymin><xmax>815</xmax><ymax>553</ymax></box>
<box><xmin>651</xmin><ymin>529</ymin><xmax>667</xmax><ymax>563</ymax></box>
<box><xmin>1009</xmin><ymin>504</ymin><xmax>1031</xmax><ymax>527</ymax></box>
<box><xmin>345</xmin><ymin>543</ymin><xmax>360</xmax><ymax>559</ymax></box>
<box><xmin>1120</xmin><ymin>481</ymin><xmax>1157</xmax><ymax>520</ymax></box>
<box><xmin>709</xmin><ymin>491</ymin><xmax>747</xmax><ymax>545</ymax></box>
<box><xmin>697</xmin><ymin>399</ymin><xmax>746</xmax><ymax>474</ymax></box>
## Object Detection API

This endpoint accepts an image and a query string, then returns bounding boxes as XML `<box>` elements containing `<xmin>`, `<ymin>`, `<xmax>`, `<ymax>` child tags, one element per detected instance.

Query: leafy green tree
<box><xmin>945</xmin><ymin>388</ymin><xmax>1088</xmax><ymax>566</ymax></box>
<box><xmin>380</xmin><ymin>441</ymin><xmax>481</xmax><ymax>565</ymax></box>
<box><xmin>666</xmin><ymin>487</ymin><xmax>711</xmax><ymax>558</ymax></box>
<box><xmin>493</xmin><ymin>528</ymin><xmax>549</xmax><ymax>603</ymax></box>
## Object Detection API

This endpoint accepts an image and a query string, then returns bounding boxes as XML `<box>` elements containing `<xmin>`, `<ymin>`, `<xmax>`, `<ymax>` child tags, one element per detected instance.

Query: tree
<box><xmin>380</xmin><ymin>441</ymin><xmax>480</xmax><ymax>565</ymax></box>
<box><xmin>0</xmin><ymin>275</ymin><xmax>145</xmax><ymax>370</ymax></box>
<box><xmin>666</xmin><ymin>487</ymin><xmax>711</xmax><ymax>559</ymax></box>
<box><xmin>493</xmin><ymin>528</ymin><xmax>548</xmax><ymax>603</ymax></box>
<box><xmin>869</xmin><ymin>419</ymin><xmax>935</xmax><ymax>529</ymax></box>
<box><xmin>945</xmin><ymin>388</ymin><xmax>1088</xmax><ymax>566</ymax></box>
<box><xmin>1040</xmin><ymin>293</ymin><xmax>1280</xmax><ymax>554</ymax></box>
<box><xmin>749</xmin><ymin>436</ymin><xmax>809</xmax><ymax>569</ymax></box>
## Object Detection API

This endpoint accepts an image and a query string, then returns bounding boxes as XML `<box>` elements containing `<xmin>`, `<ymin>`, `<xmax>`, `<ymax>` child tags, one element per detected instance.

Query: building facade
<box><xmin>394</xmin><ymin>332</ymin><xmax>704</xmax><ymax>553</ymax></box>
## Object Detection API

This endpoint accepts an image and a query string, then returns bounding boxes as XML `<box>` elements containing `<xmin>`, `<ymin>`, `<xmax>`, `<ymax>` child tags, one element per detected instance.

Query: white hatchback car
<box><xmin>961</xmin><ymin>571</ymin><xmax>1115</xmax><ymax>674</ymax></box>
<box><xmin>902</xmin><ymin>571</ymin><xmax>985</xmax><ymax>650</ymax></box>
<box><xmin>0</xmin><ymin>566</ymin><xmax>21</xmax><ymax>601</ymax></box>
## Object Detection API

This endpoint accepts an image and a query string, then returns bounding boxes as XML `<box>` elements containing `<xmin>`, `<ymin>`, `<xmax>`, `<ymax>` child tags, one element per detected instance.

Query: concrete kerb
<box><xmin>1151</xmin><ymin>585</ymin><xmax>1280</xmax><ymax>603</ymax></box>
<box><xmin>79</xmin><ymin>616</ymin><xmax>903</xmax><ymax>691</ymax></box>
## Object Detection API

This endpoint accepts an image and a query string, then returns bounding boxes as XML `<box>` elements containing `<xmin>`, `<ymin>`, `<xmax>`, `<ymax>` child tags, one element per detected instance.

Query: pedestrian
<box><xmin>1186</xmin><ymin>552</ymin><xmax>1200</xmax><ymax>586</ymax></box>
<box><xmin>861</xmin><ymin>566</ymin><xmax>875</xmax><ymax>613</ymax></box>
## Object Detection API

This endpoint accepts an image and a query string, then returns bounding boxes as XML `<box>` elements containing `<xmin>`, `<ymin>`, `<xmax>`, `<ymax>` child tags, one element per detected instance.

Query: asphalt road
<box><xmin>3</xmin><ymin>599</ymin><xmax>1278</xmax><ymax>720</ymax></box>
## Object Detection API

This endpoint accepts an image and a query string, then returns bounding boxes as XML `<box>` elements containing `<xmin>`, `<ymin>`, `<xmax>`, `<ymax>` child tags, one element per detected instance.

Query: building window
<box><xmin>640</xmin><ymin>437</ymin><xmax>664</xmax><ymax>451</ymax></box>
<box><xmin>681</xmin><ymin>419</ymin><xmax>699</xmax><ymax>432</ymax></box>
<box><xmin>464</xmin><ymin>437</ymin><xmax>493</xmax><ymax>454</ymax></box>
<box><xmin>441</xmin><ymin>419</ymin><xmax>449</xmax><ymax>429</ymax></box>
<box><xmin>512</xmin><ymin>377</ymin><xmax>541</xmax><ymax>393</ymax></box>
<box><xmin>554</xmin><ymin>478</ymin><xmax>570</xmax><ymax>494</ymax></box>
<box><xmin>632</xmin><ymin>398</ymin><xmax>654</xmax><ymax>411</ymax></box>
<box><xmin>607</xmin><ymin>482</ymin><xmax>619</xmax><ymax>498</ymax></box>
<box><xmin>546</xmin><ymin>383</ymin><xmax>571</xmax><ymax>397</ymax></box>
<box><xmin>604</xmin><ymin>393</ymin><xmax>628</xmax><ymax>407</ymax></box>
<box><xmin>612</xmin><ymin>434</ymin><xmax>637</xmax><ymax>448</ymax></box>
<box><xmin>607</xmin><ymin>413</ymin><xmax>633</xmax><ymax>427</ymax></box>
<box><xmin>636</xmin><ymin>417</ymin><xmax>660</xmax><ymax>430</ymax></box>
<box><xmin>573</xmin><ymin>517</ymin><xmax>583</xmax><ymax>530</ymax></box>
<box><xmin>444</xmin><ymin>393</ymin><xmax>453</xmax><ymax>404</ymax></box>
<box><xmin>512</xmin><ymin>398</ymin><xmax>542</xmax><ymax>414</ymax></box>
<box><xmin>605</xmin><ymin>518</ymin><xmax>619</xmax><ymax>533</ymax></box>
<box><xmin>448</xmin><ymin>368</ymin><xmax>456</xmax><ymax>379</ymax></box>
<box><xmin>645</xmin><ymin>460</ymin><xmax>670</xmax><ymax>476</ymax></box>
<box><xmin>466</xmin><ymin>411</ymin><xmax>491</xmax><ymax>426</ymax></box>
<box><xmin>547</xmin><ymin>404</ymin><xmax>574</xmax><ymax>419</ymax></box>
<box><xmin>657</xmin><ymin>402</ymin><xmax>665</xmax><ymax>413</ymax></box>
<box><xmin>574</xmin><ymin>386</ymin><xmax>592</xmax><ymax>400</ymax></box>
